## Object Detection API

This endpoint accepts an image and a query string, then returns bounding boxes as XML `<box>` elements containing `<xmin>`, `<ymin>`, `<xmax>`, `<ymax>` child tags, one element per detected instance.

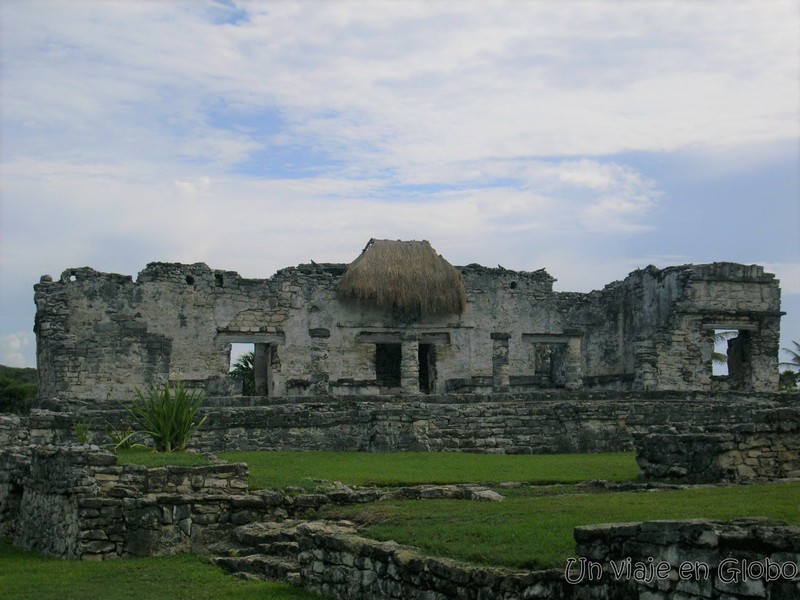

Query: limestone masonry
<box><xmin>34</xmin><ymin>240</ymin><xmax>784</xmax><ymax>401</ymax></box>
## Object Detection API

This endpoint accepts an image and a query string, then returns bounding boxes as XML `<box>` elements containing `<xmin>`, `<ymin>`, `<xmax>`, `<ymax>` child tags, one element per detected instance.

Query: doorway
<box><xmin>375</xmin><ymin>343</ymin><xmax>402</xmax><ymax>389</ymax></box>
<box><xmin>228</xmin><ymin>342</ymin><xmax>272</xmax><ymax>396</ymax></box>
<box><xmin>418</xmin><ymin>343</ymin><xmax>437</xmax><ymax>394</ymax></box>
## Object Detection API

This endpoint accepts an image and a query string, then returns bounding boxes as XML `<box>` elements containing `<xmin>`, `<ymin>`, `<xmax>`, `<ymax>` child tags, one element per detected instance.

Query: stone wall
<box><xmin>635</xmin><ymin>407</ymin><xmax>800</xmax><ymax>483</ymax></box>
<box><xmin>573</xmin><ymin>518</ymin><xmax>799</xmax><ymax>599</ymax></box>
<box><xmin>27</xmin><ymin>392</ymin><xmax>800</xmax><ymax>455</ymax></box>
<box><xmin>222</xmin><ymin>518</ymin><xmax>799</xmax><ymax>600</ymax></box>
<box><xmin>1</xmin><ymin>443</ymin><xmax>474</xmax><ymax>561</ymax></box>
<box><xmin>2</xmin><ymin>444</ymin><xmax>272</xmax><ymax>559</ymax></box>
<box><xmin>0</xmin><ymin>414</ymin><xmax>29</xmax><ymax>446</ymax></box>
<box><xmin>34</xmin><ymin>258</ymin><xmax>783</xmax><ymax>400</ymax></box>
<box><xmin>2</xmin><ymin>441</ymin><xmax>798</xmax><ymax>598</ymax></box>
<box><xmin>295</xmin><ymin>521</ymin><xmax>568</xmax><ymax>599</ymax></box>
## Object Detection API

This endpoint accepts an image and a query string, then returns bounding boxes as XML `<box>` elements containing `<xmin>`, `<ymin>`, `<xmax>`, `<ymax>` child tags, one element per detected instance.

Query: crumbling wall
<box><xmin>34</xmin><ymin>258</ymin><xmax>783</xmax><ymax>401</ymax></box>
<box><xmin>573</xmin><ymin>519</ymin><xmax>799</xmax><ymax>599</ymax></box>
<box><xmin>635</xmin><ymin>407</ymin><xmax>800</xmax><ymax>483</ymax></box>
<box><xmin>3</xmin><ymin>443</ymin><xmax>267</xmax><ymax>560</ymax></box>
<box><xmin>569</xmin><ymin>263</ymin><xmax>782</xmax><ymax>391</ymax></box>
<box><xmin>232</xmin><ymin>518</ymin><xmax>799</xmax><ymax>600</ymax></box>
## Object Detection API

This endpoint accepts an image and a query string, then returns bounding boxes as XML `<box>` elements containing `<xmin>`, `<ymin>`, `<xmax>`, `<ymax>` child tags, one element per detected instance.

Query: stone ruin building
<box><xmin>7</xmin><ymin>239</ymin><xmax>799</xmax><ymax>597</ymax></box>
<box><xmin>33</xmin><ymin>238</ymin><xmax>784</xmax><ymax>401</ymax></box>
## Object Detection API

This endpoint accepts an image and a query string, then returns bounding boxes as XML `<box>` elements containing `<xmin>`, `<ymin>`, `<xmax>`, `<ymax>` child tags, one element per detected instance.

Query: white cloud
<box><xmin>0</xmin><ymin>0</ymin><xmax>796</xmax><ymax>364</ymax></box>
<box><xmin>3</xmin><ymin>1</ymin><xmax>797</xmax><ymax>175</ymax></box>
<box><xmin>0</xmin><ymin>332</ymin><xmax>33</xmax><ymax>368</ymax></box>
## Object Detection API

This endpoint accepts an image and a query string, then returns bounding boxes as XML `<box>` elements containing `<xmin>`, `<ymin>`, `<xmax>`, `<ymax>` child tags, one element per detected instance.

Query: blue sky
<box><xmin>1</xmin><ymin>0</ymin><xmax>798</xmax><ymax>369</ymax></box>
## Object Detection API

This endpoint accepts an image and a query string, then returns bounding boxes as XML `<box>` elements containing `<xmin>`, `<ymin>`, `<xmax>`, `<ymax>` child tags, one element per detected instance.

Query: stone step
<box><xmin>234</xmin><ymin>521</ymin><xmax>301</xmax><ymax>547</ymax></box>
<box><xmin>258</xmin><ymin>540</ymin><xmax>300</xmax><ymax>557</ymax></box>
<box><xmin>212</xmin><ymin>553</ymin><xmax>300</xmax><ymax>582</ymax></box>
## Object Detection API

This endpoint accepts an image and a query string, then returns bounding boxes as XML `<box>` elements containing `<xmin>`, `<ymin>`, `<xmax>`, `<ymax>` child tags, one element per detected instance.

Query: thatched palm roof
<box><xmin>337</xmin><ymin>239</ymin><xmax>467</xmax><ymax>319</ymax></box>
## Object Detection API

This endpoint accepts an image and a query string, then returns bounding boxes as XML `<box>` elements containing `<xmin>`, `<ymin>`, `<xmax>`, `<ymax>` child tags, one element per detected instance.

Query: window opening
<box><xmin>375</xmin><ymin>343</ymin><xmax>402</xmax><ymax>389</ymax></box>
<box><xmin>712</xmin><ymin>329</ymin><xmax>739</xmax><ymax>377</ymax></box>
<box><xmin>532</xmin><ymin>342</ymin><xmax>568</xmax><ymax>387</ymax></box>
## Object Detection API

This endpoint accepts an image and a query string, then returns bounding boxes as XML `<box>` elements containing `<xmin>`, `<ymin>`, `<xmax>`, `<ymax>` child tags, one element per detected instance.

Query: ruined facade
<box><xmin>33</xmin><ymin>240</ymin><xmax>783</xmax><ymax>401</ymax></box>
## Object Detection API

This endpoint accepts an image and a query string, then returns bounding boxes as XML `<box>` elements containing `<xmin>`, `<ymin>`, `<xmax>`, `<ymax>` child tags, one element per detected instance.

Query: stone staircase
<box><xmin>211</xmin><ymin>521</ymin><xmax>304</xmax><ymax>585</ymax></box>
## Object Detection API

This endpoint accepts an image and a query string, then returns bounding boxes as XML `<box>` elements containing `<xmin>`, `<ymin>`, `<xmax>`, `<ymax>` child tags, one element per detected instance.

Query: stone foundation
<box><xmin>635</xmin><ymin>407</ymin><xmax>800</xmax><ymax>483</ymax></box>
<box><xmin>2</xmin><ymin>444</ymin><xmax>270</xmax><ymax>559</ymax></box>
<box><xmin>26</xmin><ymin>391</ymin><xmax>800</xmax><ymax>454</ymax></box>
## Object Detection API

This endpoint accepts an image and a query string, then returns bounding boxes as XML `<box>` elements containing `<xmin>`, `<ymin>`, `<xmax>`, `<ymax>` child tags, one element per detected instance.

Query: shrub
<box><xmin>126</xmin><ymin>382</ymin><xmax>207</xmax><ymax>452</ymax></box>
<box><xmin>0</xmin><ymin>371</ymin><xmax>37</xmax><ymax>414</ymax></box>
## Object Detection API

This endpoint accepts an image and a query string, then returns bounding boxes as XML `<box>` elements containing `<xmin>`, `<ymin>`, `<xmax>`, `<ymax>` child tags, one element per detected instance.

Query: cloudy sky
<box><xmin>1</xmin><ymin>0</ymin><xmax>798</xmax><ymax>369</ymax></box>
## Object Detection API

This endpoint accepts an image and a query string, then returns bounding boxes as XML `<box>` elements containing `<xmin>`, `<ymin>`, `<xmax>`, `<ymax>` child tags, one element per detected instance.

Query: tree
<box><xmin>712</xmin><ymin>330</ymin><xmax>738</xmax><ymax>366</ymax></box>
<box><xmin>0</xmin><ymin>365</ymin><xmax>37</xmax><ymax>414</ymax></box>
<box><xmin>779</xmin><ymin>370</ymin><xmax>798</xmax><ymax>391</ymax></box>
<box><xmin>229</xmin><ymin>351</ymin><xmax>255</xmax><ymax>396</ymax></box>
<box><xmin>778</xmin><ymin>340</ymin><xmax>799</xmax><ymax>391</ymax></box>
<box><xmin>780</xmin><ymin>340</ymin><xmax>800</xmax><ymax>371</ymax></box>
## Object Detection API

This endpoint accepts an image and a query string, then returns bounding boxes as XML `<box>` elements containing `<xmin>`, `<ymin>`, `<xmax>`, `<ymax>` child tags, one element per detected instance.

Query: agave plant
<box><xmin>126</xmin><ymin>381</ymin><xmax>207</xmax><ymax>452</ymax></box>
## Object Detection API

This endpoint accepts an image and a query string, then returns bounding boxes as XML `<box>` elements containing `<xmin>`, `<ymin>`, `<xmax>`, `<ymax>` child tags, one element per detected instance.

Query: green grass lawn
<box><xmin>326</xmin><ymin>481</ymin><xmax>800</xmax><ymax>569</ymax></box>
<box><xmin>217</xmin><ymin>450</ymin><xmax>639</xmax><ymax>489</ymax></box>
<box><xmin>105</xmin><ymin>450</ymin><xmax>799</xmax><ymax>573</ymax></box>
<box><xmin>0</xmin><ymin>539</ymin><xmax>322</xmax><ymax>600</ymax></box>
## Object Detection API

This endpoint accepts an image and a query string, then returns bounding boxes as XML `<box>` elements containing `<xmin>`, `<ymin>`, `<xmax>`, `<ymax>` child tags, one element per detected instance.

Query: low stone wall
<box><xmin>295</xmin><ymin>521</ymin><xmax>568</xmax><ymax>599</ymax></box>
<box><xmin>2</xmin><ymin>444</ymin><xmax>285</xmax><ymax>560</ymax></box>
<box><xmin>28</xmin><ymin>391</ymin><xmax>800</xmax><ymax>454</ymax></box>
<box><xmin>2</xmin><ymin>440</ymin><xmax>799</xmax><ymax>598</ymax></box>
<box><xmin>635</xmin><ymin>407</ymin><xmax>800</xmax><ymax>483</ymax></box>
<box><xmin>573</xmin><ymin>518</ymin><xmax>800</xmax><ymax>599</ymax></box>
<box><xmin>223</xmin><ymin>518</ymin><xmax>799</xmax><ymax>600</ymax></box>
<box><xmin>1</xmin><ymin>443</ymin><xmax>498</xmax><ymax>561</ymax></box>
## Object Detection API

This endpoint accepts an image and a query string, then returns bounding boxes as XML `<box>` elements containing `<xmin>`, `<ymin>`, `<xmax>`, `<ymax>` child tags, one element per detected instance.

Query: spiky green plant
<box><xmin>126</xmin><ymin>382</ymin><xmax>207</xmax><ymax>452</ymax></box>
<box><xmin>73</xmin><ymin>421</ymin><xmax>92</xmax><ymax>444</ymax></box>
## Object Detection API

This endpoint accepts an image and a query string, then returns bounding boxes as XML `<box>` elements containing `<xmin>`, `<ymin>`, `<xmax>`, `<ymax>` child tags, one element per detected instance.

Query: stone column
<box><xmin>400</xmin><ymin>333</ymin><xmax>420</xmax><ymax>395</ymax></box>
<box><xmin>253</xmin><ymin>343</ymin><xmax>270</xmax><ymax>396</ymax></box>
<box><xmin>491</xmin><ymin>333</ymin><xmax>511</xmax><ymax>392</ymax></box>
<box><xmin>309</xmin><ymin>328</ymin><xmax>330</xmax><ymax>395</ymax></box>
<box><xmin>564</xmin><ymin>334</ymin><xmax>583</xmax><ymax>390</ymax></box>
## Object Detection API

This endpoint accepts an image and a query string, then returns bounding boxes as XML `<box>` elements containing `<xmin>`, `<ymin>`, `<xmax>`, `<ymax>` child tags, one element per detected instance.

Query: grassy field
<box><xmin>216</xmin><ymin>450</ymin><xmax>639</xmax><ymax>489</ymax></box>
<box><xmin>108</xmin><ymin>450</ymin><xmax>799</xmax><ymax>572</ymax></box>
<box><xmin>326</xmin><ymin>481</ymin><xmax>800</xmax><ymax>569</ymax></box>
<box><xmin>0</xmin><ymin>539</ymin><xmax>322</xmax><ymax>600</ymax></box>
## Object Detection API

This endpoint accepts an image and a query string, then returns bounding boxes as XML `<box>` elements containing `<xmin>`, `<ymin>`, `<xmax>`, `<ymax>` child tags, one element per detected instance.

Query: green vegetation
<box><xmin>229</xmin><ymin>351</ymin><xmax>255</xmax><ymax>396</ymax></box>
<box><xmin>780</xmin><ymin>340</ymin><xmax>800</xmax><ymax>370</ymax></box>
<box><xmin>0</xmin><ymin>365</ymin><xmax>37</xmax><ymax>414</ymax></box>
<box><xmin>779</xmin><ymin>340</ymin><xmax>800</xmax><ymax>390</ymax></box>
<box><xmin>218</xmin><ymin>450</ymin><xmax>639</xmax><ymax>490</ymax></box>
<box><xmin>328</xmin><ymin>482</ymin><xmax>800</xmax><ymax>569</ymax></box>
<box><xmin>116</xmin><ymin>447</ymin><xmax>211</xmax><ymax>467</ymax></box>
<box><xmin>127</xmin><ymin>382</ymin><xmax>207</xmax><ymax>452</ymax></box>
<box><xmin>0</xmin><ymin>539</ymin><xmax>321</xmax><ymax>600</ymax></box>
<box><xmin>73</xmin><ymin>422</ymin><xmax>92</xmax><ymax>444</ymax></box>
<box><xmin>4</xmin><ymin>448</ymin><xmax>798</xmax><ymax>592</ymax></box>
